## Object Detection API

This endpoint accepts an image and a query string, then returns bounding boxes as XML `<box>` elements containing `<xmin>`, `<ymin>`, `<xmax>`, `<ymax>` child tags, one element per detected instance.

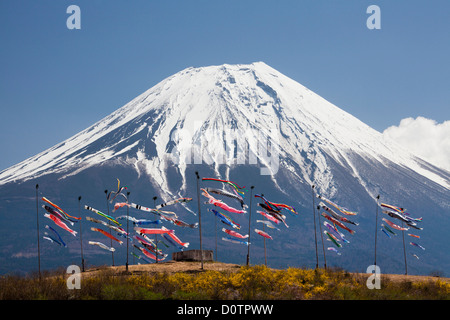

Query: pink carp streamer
<box><xmin>161</xmin><ymin>226</ymin><xmax>189</xmax><ymax>248</ymax></box>
<box><xmin>44</xmin><ymin>213</ymin><xmax>77</xmax><ymax>236</ymax></box>
<box><xmin>222</xmin><ymin>237</ymin><xmax>250</xmax><ymax>246</ymax></box>
<box><xmin>381</xmin><ymin>203</ymin><xmax>404</xmax><ymax>213</ymax></box>
<box><xmin>327</xmin><ymin>247</ymin><xmax>341</xmax><ymax>255</ymax></box>
<box><xmin>255</xmin><ymin>194</ymin><xmax>297</xmax><ymax>215</ymax></box>
<box><xmin>319</xmin><ymin>202</ymin><xmax>358</xmax><ymax>225</ymax></box>
<box><xmin>317</xmin><ymin>195</ymin><xmax>358</xmax><ymax>216</ymax></box>
<box><xmin>135</xmin><ymin>227</ymin><xmax>189</xmax><ymax>248</ymax></box>
<box><xmin>86</xmin><ymin>216</ymin><xmax>127</xmax><ymax>234</ymax></box>
<box><xmin>134</xmin><ymin>235</ymin><xmax>165</xmax><ymax>258</ymax></box>
<box><xmin>133</xmin><ymin>244</ymin><xmax>164</xmax><ymax>261</ymax></box>
<box><xmin>321</xmin><ymin>212</ymin><xmax>355</xmax><ymax>234</ymax></box>
<box><xmin>134</xmin><ymin>227</ymin><xmax>174</xmax><ymax>235</ymax></box>
<box><xmin>156</xmin><ymin>197</ymin><xmax>192</xmax><ymax>209</ymax></box>
<box><xmin>161</xmin><ymin>215</ymin><xmax>198</xmax><ymax>228</ymax></box>
<box><xmin>130</xmin><ymin>202</ymin><xmax>178</xmax><ymax>218</ymax></box>
<box><xmin>382</xmin><ymin>218</ymin><xmax>409</xmax><ymax>231</ymax></box>
<box><xmin>257</xmin><ymin>210</ymin><xmax>281</xmax><ymax>225</ymax></box>
<box><xmin>112</xmin><ymin>202</ymin><xmax>130</xmax><ymax>212</ymax></box>
<box><xmin>201</xmin><ymin>188</ymin><xmax>246</xmax><ymax>214</ymax></box>
<box><xmin>254</xmin><ymin>228</ymin><xmax>273</xmax><ymax>240</ymax></box>
<box><xmin>202</xmin><ymin>178</ymin><xmax>246</xmax><ymax>195</ymax></box>
<box><xmin>90</xmin><ymin>227</ymin><xmax>123</xmax><ymax>245</ymax></box>
<box><xmin>410</xmin><ymin>242</ymin><xmax>425</xmax><ymax>250</ymax></box>
<box><xmin>222</xmin><ymin>228</ymin><xmax>248</xmax><ymax>239</ymax></box>
<box><xmin>89</xmin><ymin>241</ymin><xmax>115</xmax><ymax>252</ymax></box>
<box><xmin>42</xmin><ymin>197</ymin><xmax>81</xmax><ymax>221</ymax></box>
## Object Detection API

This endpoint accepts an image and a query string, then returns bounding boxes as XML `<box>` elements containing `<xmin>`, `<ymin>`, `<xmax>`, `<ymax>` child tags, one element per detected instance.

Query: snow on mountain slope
<box><xmin>0</xmin><ymin>62</ymin><xmax>448</xmax><ymax>200</ymax></box>
<box><xmin>1</xmin><ymin>62</ymin><xmax>450</xmax><ymax>276</ymax></box>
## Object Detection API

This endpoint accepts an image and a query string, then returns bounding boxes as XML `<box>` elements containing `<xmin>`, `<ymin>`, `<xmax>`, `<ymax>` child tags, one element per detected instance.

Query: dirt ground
<box><xmin>363</xmin><ymin>272</ymin><xmax>450</xmax><ymax>283</ymax></box>
<box><xmin>82</xmin><ymin>260</ymin><xmax>242</xmax><ymax>277</ymax></box>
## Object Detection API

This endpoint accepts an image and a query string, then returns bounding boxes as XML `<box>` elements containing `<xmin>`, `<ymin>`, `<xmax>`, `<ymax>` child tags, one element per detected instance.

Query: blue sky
<box><xmin>1</xmin><ymin>0</ymin><xmax>449</xmax><ymax>171</ymax></box>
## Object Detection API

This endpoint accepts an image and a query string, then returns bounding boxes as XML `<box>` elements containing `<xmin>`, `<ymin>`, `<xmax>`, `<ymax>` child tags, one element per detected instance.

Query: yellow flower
<box><xmin>435</xmin><ymin>280</ymin><xmax>450</xmax><ymax>294</ymax></box>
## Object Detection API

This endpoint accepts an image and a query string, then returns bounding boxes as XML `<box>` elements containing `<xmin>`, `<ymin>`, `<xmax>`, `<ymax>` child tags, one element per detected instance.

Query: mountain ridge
<box><xmin>1</xmin><ymin>62</ymin><xmax>448</xmax><ymax>194</ymax></box>
<box><xmin>0</xmin><ymin>62</ymin><xmax>448</xmax><ymax>276</ymax></box>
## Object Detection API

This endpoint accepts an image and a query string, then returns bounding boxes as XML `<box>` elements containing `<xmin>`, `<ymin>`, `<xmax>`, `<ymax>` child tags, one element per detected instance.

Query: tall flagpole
<box><xmin>214</xmin><ymin>209</ymin><xmax>218</xmax><ymax>261</ymax></box>
<box><xmin>312</xmin><ymin>185</ymin><xmax>319</xmax><ymax>269</ymax></box>
<box><xmin>126</xmin><ymin>191</ymin><xmax>130</xmax><ymax>271</ymax></box>
<box><xmin>317</xmin><ymin>204</ymin><xmax>327</xmax><ymax>269</ymax></box>
<box><xmin>195</xmin><ymin>171</ymin><xmax>203</xmax><ymax>270</ymax></box>
<box><xmin>246</xmin><ymin>186</ymin><xmax>254</xmax><ymax>266</ymax></box>
<box><xmin>153</xmin><ymin>196</ymin><xmax>158</xmax><ymax>264</ymax></box>
<box><xmin>262</xmin><ymin>192</ymin><xmax>267</xmax><ymax>266</ymax></box>
<box><xmin>263</xmin><ymin>220</ymin><xmax>267</xmax><ymax>266</ymax></box>
<box><xmin>374</xmin><ymin>194</ymin><xmax>380</xmax><ymax>267</ymax></box>
<box><xmin>78</xmin><ymin>196</ymin><xmax>85</xmax><ymax>272</ymax></box>
<box><xmin>35</xmin><ymin>184</ymin><xmax>41</xmax><ymax>280</ymax></box>
<box><xmin>402</xmin><ymin>221</ymin><xmax>408</xmax><ymax>275</ymax></box>
<box><xmin>104</xmin><ymin>190</ymin><xmax>114</xmax><ymax>266</ymax></box>
<box><xmin>261</xmin><ymin>193</ymin><xmax>267</xmax><ymax>267</ymax></box>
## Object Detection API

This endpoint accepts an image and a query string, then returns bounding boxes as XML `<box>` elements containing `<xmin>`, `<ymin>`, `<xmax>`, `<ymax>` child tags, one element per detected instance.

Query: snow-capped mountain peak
<box><xmin>0</xmin><ymin>62</ymin><xmax>448</xmax><ymax>199</ymax></box>
<box><xmin>2</xmin><ymin>62</ymin><xmax>450</xmax><ymax>276</ymax></box>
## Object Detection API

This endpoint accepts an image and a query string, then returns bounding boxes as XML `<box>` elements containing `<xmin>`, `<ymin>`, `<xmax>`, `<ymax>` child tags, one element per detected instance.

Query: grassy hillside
<box><xmin>1</xmin><ymin>262</ymin><xmax>449</xmax><ymax>300</ymax></box>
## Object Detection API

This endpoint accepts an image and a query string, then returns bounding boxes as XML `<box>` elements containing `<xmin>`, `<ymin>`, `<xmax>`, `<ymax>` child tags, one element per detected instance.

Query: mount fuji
<box><xmin>0</xmin><ymin>62</ymin><xmax>449</xmax><ymax>276</ymax></box>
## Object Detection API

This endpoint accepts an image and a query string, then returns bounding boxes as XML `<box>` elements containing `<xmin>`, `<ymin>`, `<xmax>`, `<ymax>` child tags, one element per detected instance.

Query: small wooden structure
<box><xmin>172</xmin><ymin>250</ymin><xmax>213</xmax><ymax>262</ymax></box>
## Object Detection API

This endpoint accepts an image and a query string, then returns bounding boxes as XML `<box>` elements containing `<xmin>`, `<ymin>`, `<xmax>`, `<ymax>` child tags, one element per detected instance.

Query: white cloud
<box><xmin>383</xmin><ymin>116</ymin><xmax>450</xmax><ymax>172</ymax></box>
